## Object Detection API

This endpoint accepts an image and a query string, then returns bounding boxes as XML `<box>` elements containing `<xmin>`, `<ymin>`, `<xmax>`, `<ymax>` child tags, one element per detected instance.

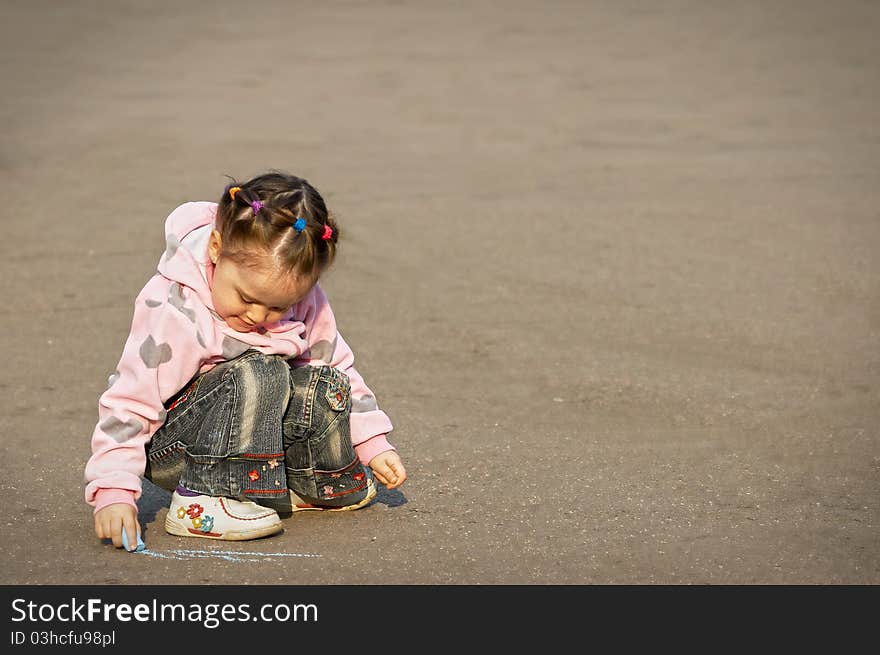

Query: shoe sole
<box><xmin>291</xmin><ymin>479</ymin><xmax>377</xmax><ymax>513</ymax></box>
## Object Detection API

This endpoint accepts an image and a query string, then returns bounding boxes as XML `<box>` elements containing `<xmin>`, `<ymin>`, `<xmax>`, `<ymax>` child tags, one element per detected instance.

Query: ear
<box><xmin>208</xmin><ymin>230</ymin><xmax>222</xmax><ymax>264</ymax></box>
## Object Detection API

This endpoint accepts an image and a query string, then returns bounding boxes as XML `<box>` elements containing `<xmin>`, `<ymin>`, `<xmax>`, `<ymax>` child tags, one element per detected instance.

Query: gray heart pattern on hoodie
<box><xmin>165</xmin><ymin>233</ymin><xmax>181</xmax><ymax>259</ymax></box>
<box><xmin>168</xmin><ymin>283</ymin><xmax>197</xmax><ymax>323</ymax></box>
<box><xmin>99</xmin><ymin>416</ymin><xmax>144</xmax><ymax>443</ymax></box>
<box><xmin>308</xmin><ymin>336</ymin><xmax>337</xmax><ymax>363</ymax></box>
<box><xmin>139</xmin><ymin>335</ymin><xmax>173</xmax><ymax>368</ymax></box>
<box><xmin>352</xmin><ymin>393</ymin><xmax>378</xmax><ymax>413</ymax></box>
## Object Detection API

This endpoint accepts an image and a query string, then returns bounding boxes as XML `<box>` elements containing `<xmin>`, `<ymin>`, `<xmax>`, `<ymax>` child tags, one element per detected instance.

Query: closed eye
<box><xmin>240</xmin><ymin>292</ymin><xmax>287</xmax><ymax>313</ymax></box>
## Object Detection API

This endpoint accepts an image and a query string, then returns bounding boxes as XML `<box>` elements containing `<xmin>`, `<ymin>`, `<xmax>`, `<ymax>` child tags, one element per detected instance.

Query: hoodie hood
<box><xmin>156</xmin><ymin>201</ymin><xmax>218</xmax><ymax>310</ymax></box>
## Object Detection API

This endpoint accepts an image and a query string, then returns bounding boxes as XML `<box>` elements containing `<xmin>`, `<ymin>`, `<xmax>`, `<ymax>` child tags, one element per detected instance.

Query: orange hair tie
<box><xmin>228</xmin><ymin>186</ymin><xmax>241</xmax><ymax>200</ymax></box>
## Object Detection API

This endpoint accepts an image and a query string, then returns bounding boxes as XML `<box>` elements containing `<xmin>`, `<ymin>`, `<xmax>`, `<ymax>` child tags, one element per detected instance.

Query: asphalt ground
<box><xmin>0</xmin><ymin>0</ymin><xmax>878</xmax><ymax>584</ymax></box>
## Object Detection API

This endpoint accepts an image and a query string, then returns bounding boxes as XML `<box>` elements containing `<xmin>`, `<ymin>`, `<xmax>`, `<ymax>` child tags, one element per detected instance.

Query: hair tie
<box><xmin>228</xmin><ymin>186</ymin><xmax>241</xmax><ymax>200</ymax></box>
<box><xmin>251</xmin><ymin>200</ymin><xmax>264</xmax><ymax>215</ymax></box>
<box><xmin>293</xmin><ymin>217</ymin><xmax>307</xmax><ymax>233</ymax></box>
<box><xmin>322</xmin><ymin>225</ymin><xmax>333</xmax><ymax>241</ymax></box>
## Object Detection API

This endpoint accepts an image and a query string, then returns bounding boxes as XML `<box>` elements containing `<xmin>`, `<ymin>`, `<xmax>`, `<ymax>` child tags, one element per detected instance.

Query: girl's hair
<box><xmin>215</xmin><ymin>171</ymin><xmax>339</xmax><ymax>280</ymax></box>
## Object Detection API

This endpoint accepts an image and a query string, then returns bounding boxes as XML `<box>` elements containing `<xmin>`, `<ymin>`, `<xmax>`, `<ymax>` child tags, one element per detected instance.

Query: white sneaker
<box><xmin>164</xmin><ymin>491</ymin><xmax>283</xmax><ymax>540</ymax></box>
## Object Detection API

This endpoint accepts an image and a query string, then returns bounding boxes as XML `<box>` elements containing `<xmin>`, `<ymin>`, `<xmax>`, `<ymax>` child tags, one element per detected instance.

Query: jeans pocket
<box><xmin>323</xmin><ymin>367</ymin><xmax>351</xmax><ymax>412</ymax></box>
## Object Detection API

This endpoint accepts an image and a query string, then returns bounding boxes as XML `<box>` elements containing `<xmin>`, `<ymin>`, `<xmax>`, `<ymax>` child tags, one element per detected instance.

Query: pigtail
<box><xmin>218</xmin><ymin>180</ymin><xmax>244</xmax><ymax>230</ymax></box>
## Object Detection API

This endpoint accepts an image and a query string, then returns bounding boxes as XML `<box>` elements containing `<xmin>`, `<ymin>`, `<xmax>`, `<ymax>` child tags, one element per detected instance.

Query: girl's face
<box><xmin>208</xmin><ymin>230</ymin><xmax>314</xmax><ymax>333</ymax></box>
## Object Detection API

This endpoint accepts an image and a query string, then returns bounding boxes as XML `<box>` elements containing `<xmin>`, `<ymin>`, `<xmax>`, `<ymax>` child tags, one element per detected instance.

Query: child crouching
<box><xmin>85</xmin><ymin>172</ymin><xmax>406</xmax><ymax>548</ymax></box>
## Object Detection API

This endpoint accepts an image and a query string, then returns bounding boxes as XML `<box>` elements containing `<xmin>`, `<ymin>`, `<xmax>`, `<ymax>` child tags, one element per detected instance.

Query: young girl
<box><xmin>85</xmin><ymin>172</ymin><xmax>406</xmax><ymax>549</ymax></box>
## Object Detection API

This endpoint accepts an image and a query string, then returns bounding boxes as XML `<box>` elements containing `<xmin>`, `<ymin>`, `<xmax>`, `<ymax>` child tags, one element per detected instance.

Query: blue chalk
<box><xmin>120</xmin><ymin>527</ymin><xmax>146</xmax><ymax>552</ymax></box>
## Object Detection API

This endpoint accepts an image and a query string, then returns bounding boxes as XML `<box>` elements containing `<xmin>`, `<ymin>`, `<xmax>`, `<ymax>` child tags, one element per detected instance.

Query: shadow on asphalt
<box><xmin>374</xmin><ymin>486</ymin><xmax>407</xmax><ymax>508</ymax></box>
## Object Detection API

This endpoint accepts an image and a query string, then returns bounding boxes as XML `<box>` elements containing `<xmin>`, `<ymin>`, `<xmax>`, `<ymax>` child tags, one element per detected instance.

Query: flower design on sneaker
<box><xmin>192</xmin><ymin>516</ymin><xmax>203</xmax><ymax>529</ymax></box>
<box><xmin>267</xmin><ymin>459</ymin><xmax>279</xmax><ymax>469</ymax></box>
<box><xmin>186</xmin><ymin>503</ymin><xmax>203</xmax><ymax>519</ymax></box>
<box><xmin>322</xmin><ymin>485</ymin><xmax>335</xmax><ymax>497</ymax></box>
<box><xmin>176</xmin><ymin>507</ymin><xmax>187</xmax><ymax>519</ymax></box>
<box><xmin>248</xmin><ymin>469</ymin><xmax>260</xmax><ymax>481</ymax></box>
<box><xmin>353</xmin><ymin>472</ymin><xmax>365</xmax><ymax>481</ymax></box>
<box><xmin>200</xmin><ymin>515</ymin><xmax>215</xmax><ymax>533</ymax></box>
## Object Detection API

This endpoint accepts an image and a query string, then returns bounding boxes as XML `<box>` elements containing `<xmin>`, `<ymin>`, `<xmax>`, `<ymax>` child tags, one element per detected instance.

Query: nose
<box><xmin>245</xmin><ymin>305</ymin><xmax>269</xmax><ymax>325</ymax></box>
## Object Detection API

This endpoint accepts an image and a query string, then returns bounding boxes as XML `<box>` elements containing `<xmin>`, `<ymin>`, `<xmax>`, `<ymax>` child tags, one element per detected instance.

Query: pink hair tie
<box><xmin>251</xmin><ymin>200</ymin><xmax>264</xmax><ymax>215</ymax></box>
<box><xmin>322</xmin><ymin>225</ymin><xmax>333</xmax><ymax>240</ymax></box>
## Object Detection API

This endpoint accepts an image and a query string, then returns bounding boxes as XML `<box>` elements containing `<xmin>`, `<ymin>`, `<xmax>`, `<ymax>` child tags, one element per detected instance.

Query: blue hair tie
<box><xmin>293</xmin><ymin>217</ymin><xmax>307</xmax><ymax>233</ymax></box>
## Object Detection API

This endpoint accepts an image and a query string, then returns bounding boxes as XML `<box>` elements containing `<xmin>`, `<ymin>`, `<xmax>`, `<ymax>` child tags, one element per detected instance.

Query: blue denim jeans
<box><xmin>144</xmin><ymin>350</ymin><xmax>371</xmax><ymax>514</ymax></box>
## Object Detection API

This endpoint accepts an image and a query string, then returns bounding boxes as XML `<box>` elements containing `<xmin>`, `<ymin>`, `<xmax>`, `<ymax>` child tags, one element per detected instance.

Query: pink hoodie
<box><xmin>84</xmin><ymin>202</ymin><xmax>395</xmax><ymax>513</ymax></box>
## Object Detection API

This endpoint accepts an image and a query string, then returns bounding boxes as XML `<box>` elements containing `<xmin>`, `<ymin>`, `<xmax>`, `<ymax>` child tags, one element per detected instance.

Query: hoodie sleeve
<box><xmin>84</xmin><ymin>274</ymin><xmax>210</xmax><ymax>512</ymax></box>
<box><xmin>291</xmin><ymin>284</ymin><xmax>396</xmax><ymax>465</ymax></box>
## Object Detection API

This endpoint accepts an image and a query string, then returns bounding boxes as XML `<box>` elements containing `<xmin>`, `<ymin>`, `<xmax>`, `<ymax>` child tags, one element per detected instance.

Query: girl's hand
<box><xmin>94</xmin><ymin>504</ymin><xmax>140</xmax><ymax>551</ymax></box>
<box><xmin>369</xmin><ymin>451</ymin><xmax>407</xmax><ymax>490</ymax></box>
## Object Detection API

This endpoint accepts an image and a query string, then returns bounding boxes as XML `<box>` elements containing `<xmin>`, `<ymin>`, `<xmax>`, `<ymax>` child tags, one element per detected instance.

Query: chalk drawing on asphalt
<box><xmin>133</xmin><ymin>548</ymin><xmax>321</xmax><ymax>562</ymax></box>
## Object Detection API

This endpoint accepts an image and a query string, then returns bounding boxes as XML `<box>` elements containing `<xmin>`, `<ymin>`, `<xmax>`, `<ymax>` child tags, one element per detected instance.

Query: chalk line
<box><xmin>133</xmin><ymin>548</ymin><xmax>321</xmax><ymax>562</ymax></box>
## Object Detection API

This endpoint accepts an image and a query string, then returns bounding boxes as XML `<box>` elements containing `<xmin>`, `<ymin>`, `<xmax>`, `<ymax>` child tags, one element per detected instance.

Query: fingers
<box><xmin>383</xmin><ymin>463</ymin><xmax>399</xmax><ymax>488</ymax></box>
<box><xmin>375</xmin><ymin>465</ymin><xmax>396</xmax><ymax>488</ymax></box>
<box><xmin>109</xmin><ymin>515</ymin><xmax>124</xmax><ymax>549</ymax></box>
<box><xmin>395</xmin><ymin>462</ymin><xmax>407</xmax><ymax>487</ymax></box>
<box><xmin>378</xmin><ymin>461</ymin><xmax>407</xmax><ymax>489</ymax></box>
<box><xmin>95</xmin><ymin>514</ymin><xmax>118</xmax><ymax>543</ymax></box>
<box><xmin>122</xmin><ymin>516</ymin><xmax>140</xmax><ymax>551</ymax></box>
